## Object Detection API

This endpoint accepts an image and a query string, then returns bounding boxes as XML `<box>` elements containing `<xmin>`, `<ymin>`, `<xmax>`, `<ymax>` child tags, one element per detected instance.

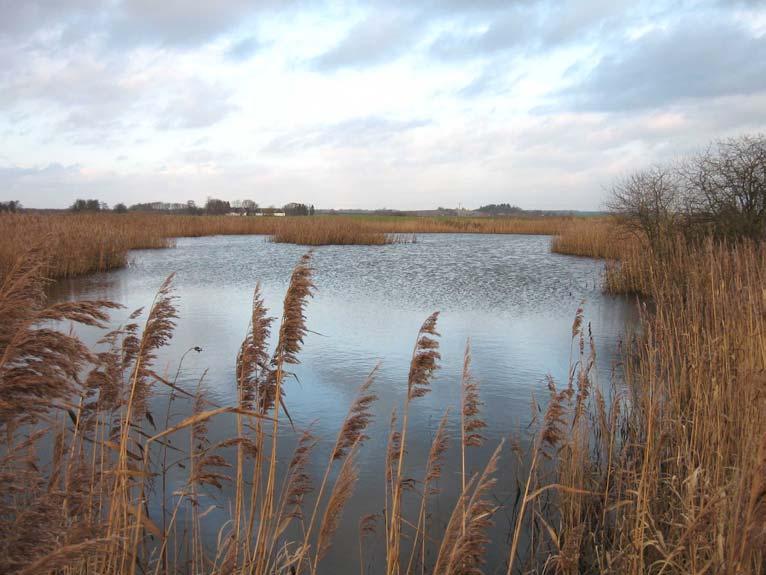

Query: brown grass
<box><xmin>545</xmin><ymin>218</ymin><xmax>766</xmax><ymax>573</ymax></box>
<box><xmin>0</xmin><ymin>212</ymin><xmax>583</xmax><ymax>282</ymax></box>
<box><xmin>550</xmin><ymin>216</ymin><xmax>640</xmax><ymax>259</ymax></box>
<box><xmin>270</xmin><ymin>218</ymin><xmax>406</xmax><ymax>246</ymax></box>
<box><xmin>1</xmin><ymin>215</ymin><xmax>763</xmax><ymax>573</ymax></box>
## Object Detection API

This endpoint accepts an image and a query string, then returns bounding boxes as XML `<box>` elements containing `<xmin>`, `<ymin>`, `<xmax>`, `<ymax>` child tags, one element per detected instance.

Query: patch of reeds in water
<box><xmin>269</xmin><ymin>218</ymin><xmax>413</xmax><ymax>246</ymax></box>
<box><xmin>0</xmin><ymin>213</ymin><xmax>584</xmax><ymax>282</ymax></box>
<box><xmin>550</xmin><ymin>217</ymin><xmax>638</xmax><ymax>260</ymax></box>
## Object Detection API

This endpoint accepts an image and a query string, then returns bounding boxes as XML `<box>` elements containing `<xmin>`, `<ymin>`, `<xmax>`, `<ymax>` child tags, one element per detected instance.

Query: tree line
<box><xmin>0</xmin><ymin>200</ymin><xmax>22</xmax><ymax>213</ymax></box>
<box><xmin>63</xmin><ymin>198</ymin><xmax>316</xmax><ymax>216</ymax></box>
<box><xmin>476</xmin><ymin>203</ymin><xmax>523</xmax><ymax>215</ymax></box>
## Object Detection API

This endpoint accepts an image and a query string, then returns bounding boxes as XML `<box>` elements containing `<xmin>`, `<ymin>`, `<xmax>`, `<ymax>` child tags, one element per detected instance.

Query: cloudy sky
<box><xmin>1</xmin><ymin>0</ymin><xmax>766</xmax><ymax>210</ymax></box>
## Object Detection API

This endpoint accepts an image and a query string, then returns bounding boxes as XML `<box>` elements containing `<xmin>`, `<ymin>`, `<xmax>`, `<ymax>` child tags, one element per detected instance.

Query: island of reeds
<box><xmin>0</xmin><ymin>134</ymin><xmax>765</xmax><ymax>574</ymax></box>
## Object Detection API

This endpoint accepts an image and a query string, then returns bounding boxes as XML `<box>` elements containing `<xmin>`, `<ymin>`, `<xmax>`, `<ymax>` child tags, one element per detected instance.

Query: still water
<box><xmin>53</xmin><ymin>233</ymin><xmax>637</xmax><ymax>573</ymax></box>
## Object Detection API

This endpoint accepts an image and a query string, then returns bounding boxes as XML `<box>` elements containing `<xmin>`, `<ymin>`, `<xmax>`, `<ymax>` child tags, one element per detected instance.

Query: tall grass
<box><xmin>2</xmin><ymin>220</ymin><xmax>763</xmax><ymax>573</ymax></box>
<box><xmin>0</xmin><ymin>213</ymin><xmax>582</xmax><ymax>282</ymax></box>
<box><xmin>0</xmin><ymin>248</ymin><xmax>509</xmax><ymax>575</ymax></box>
<box><xmin>269</xmin><ymin>218</ymin><xmax>411</xmax><ymax>246</ymax></box>
<box><xmin>550</xmin><ymin>217</ymin><xmax>634</xmax><ymax>259</ymax></box>
<box><xmin>549</xmin><ymin>217</ymin><xmax>766</xmax><ymax>572</ymax></box>
<box><xmin>541</xmin><ymin>240</ymin><xmax>766</xmax><ymax>573</ymax></box>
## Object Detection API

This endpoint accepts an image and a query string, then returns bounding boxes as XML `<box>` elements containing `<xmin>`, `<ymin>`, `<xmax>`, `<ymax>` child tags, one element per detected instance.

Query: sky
<box><xmin>1</xmin><ymin>0</ymin><xmax>766</xmax><ymax>210</ymax></box>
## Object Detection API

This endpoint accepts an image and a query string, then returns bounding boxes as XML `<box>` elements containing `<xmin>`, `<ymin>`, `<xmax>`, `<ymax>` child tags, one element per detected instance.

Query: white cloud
<box><xmin>1</xmin><ymin>0</ymin><xmax>766</xmax><ymax>210</ymax></box>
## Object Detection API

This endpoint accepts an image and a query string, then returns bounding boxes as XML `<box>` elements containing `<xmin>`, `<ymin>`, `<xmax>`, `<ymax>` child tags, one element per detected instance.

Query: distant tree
<box><xmin>283</xmin><ymin>202</ymin><xmax>309</xmax><ymax>216</ymax></box>
<box><xmin>242</xmin><ymin>199</ymin><xmax>258</xmax><ymax>215</ymax></box>
<box><xmin>185</xmin><ymin>200</ymin><xmax>202</xmax><ymax>215</ymax></box>
<box><xmin>684</xmin><ymin>134</ymin><xmax>766</xmax><ymax>241</ymax></box>
<box><xmin>309</xmin><ymin>204</ymin><xmax>315</xmax><ymax>216</ymax></box>
<box><xmin>70</xmin><ymin>199</ymin><xmax>103</xmax><ymax>212</ymax></box>
<box><xmin>0</xmin><ymin>200</ymin><xmax>21</xmax><ymax>213</ymax></box>
<box><xmin>476</xmin><ymin>203</ymin><xmax>523</xmax><ymax>215</ymax></box>
<box><xmin>205</xmin><ymin>197</ymin><xmax>231</xmax><ymax>215</ymax></box>
<box><xmin>606</xmin><ymin>166</ymin><xmax>684</xmax><ymax>253</ymax></box>
<box><xmin>113</xmin><ymin>203</ymin><xmax>128</xmax><ymax>213</ymax></box>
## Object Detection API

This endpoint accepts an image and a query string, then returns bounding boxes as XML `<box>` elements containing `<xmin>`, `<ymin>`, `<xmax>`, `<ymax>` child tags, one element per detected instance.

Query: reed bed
<box><xmin>357</xmin><ymin>215</ymin><xmax>573</xmax><ymax>236</ymax></box>
<box><xmin>2</xmin><ymin>217</ymin><xmax>763</xmax><ymax>573</ymax></box>
<box><xmin>548</xmin><ymin>216</ymin><xmax>766</xmax><ymax>572</ymax></box>
<box><xmin>550</xmin><ymin>217</ymin><xmax>636</xmax><ymax>259</ymax></box>
<box><xmin>542</xmin><ymin>240</ymin><xmax>766</xmax><ymax>573</ymax></box>
<box><xmin>0</xmin><ymin>213</ymin><xmax>172</xmax><ymax>282</ymax></box>
<box><xmin>269</xmin><ymin>218</ymin><xmax>412</xmax><ymax>246</ymax></box>
<box><xmin>0</xmin><ymin>248</ymin><xmax>515</xmax><ymax>575</ymax></box>
<box><xmin>0</xmin><ymin>213</ymin><xmax>581</xmax><ymax>282</ymax></box>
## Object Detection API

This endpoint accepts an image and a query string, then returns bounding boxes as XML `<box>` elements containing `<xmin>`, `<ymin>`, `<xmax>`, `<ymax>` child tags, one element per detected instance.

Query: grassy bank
<box><xmin>0</xmin><ymin>213</ymin><xmax>581</xmax><ymax>282</ymax></box>
<box><xmin>549</xmin><ymin>218</ymin><xmax>766</xmax><ymax>571</ymax></box>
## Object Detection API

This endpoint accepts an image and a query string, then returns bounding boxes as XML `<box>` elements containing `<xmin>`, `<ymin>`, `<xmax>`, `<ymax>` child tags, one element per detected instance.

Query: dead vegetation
<box><xmin>3</xmin><ymin>235</ymin><xmax>763</xmax><ymax>574</ymax></box>
<box><xmin>0</xmin><ymin>213</ymin><xmax>580</xmax><ymax>282</ymax></box>
<box><xmin>2</xmin><ymin>200</ymin><xmax>764</xmax><ymax>573</ymax></box>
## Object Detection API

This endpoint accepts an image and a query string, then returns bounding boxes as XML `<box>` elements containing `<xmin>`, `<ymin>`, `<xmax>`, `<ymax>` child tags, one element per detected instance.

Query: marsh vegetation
<box><xmin>1</xmin><ymin>135</ymin><xmax>765</xmax><ymax>574</ymax></box>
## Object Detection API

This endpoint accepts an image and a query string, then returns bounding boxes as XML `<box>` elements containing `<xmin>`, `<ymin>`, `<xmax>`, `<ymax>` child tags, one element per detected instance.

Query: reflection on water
<box><xmin>51</xmin><ymin>233</ymin><xmax>638</xmax><ymax>573</ymax></box>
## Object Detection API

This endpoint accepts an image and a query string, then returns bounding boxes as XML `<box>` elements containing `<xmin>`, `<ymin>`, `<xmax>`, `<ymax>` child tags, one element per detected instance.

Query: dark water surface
<box><xmin>52</xmin><ymin>233</ymin><xmax>638</xmax><ymax>573</ymax></box>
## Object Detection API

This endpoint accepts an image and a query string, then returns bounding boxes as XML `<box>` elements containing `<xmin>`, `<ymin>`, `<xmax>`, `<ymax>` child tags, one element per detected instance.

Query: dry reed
<box><xmin>0</xmin><ymin>212</ymin><xmax>583</xmax><ymax>282</ymax></box>
<box><xmin>1</xmin><ymin>216</ymin><xmax>764</xmax><ymax>574</ymax></box>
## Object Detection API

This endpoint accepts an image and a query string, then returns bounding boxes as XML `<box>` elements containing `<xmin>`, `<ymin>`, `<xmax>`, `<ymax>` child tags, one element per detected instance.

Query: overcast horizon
<box><xmin>2</xmin><ymin>0</ymin><xmax>766</xmax><ymax>211</ymax></box>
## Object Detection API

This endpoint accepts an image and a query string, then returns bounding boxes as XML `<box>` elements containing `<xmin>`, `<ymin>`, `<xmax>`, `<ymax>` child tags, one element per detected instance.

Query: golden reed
<box><xmin>0</xmin><ymin>212</ymin><xmax>581</xmax><ymax>282</ymax></box>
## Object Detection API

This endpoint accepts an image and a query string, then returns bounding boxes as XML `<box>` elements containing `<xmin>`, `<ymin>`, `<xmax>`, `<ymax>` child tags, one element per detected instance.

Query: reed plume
<box><xmin>358</xmin><ymin>514</ymin><xmax>379</xmax><ymax>575</ymax></box>
<box><xmin>0</xmin><ymin>249</ymin><xmax>119</xmax><ymax>429</ymax></box>
<box><xmin>433</xmin><ymin>440</ymin><xmax>504</xmax><ymax>575</ymax></box>
<box><xmin>236</xmin><ymin>282</ymin><xmax>274</xmax><ymax>413</ymax></box>
<box><xmin>273</xmin><ymin>252</ymin><xmax>314</xmax><ymax>368</ymax></box>
<box><xmin>298</xmin><ymin>366</ymin><xmax>379</xmax><ymax>572</ymax></box>
<box><xmin>460</xmin><ymin>340</ymin><xmax>486</xmax><ymax>450</ymax></box>
<box><xmin>406</xmin><ymin>312</ymin><xmax>441</xmax><ymax>400</ymax></box>
<box><xmin>406</xmin><ymin>411</ymin><xmax>450</xmax><ymax>575</ymax></box>
<box><xmin>331</xmin><ymin>365</ymin><xmax>379</xmax><ymax>460</ymax></box>
<box><xmin>277</xmin><ymin>428</ymin><xmax>317</xmax><ymax>528</ymax></box>
<box><xmin>314</xmin><ymin>441</ymin><xmax>361</xmax><ymax>572</ymax></box>
<box><xmin>260</xmin><ymin>252</ymin><xmax>314</xmax><ymax>414</ymax></box>
<box><xmin>126</xmin><ymin>273</ymin><xmax>178</xmax><ymax>422</ymax></box>
<box><xmin>387</xmin><ymin>312</ymin><xmax>441</xmax><ymax>575</ymax></box>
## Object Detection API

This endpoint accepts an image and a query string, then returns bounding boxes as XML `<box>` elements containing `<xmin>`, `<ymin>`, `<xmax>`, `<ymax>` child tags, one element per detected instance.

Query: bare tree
<box><xmin>606</xmin><ymin>165</ymin><xmax>684</xmax><ymax>252</ymax></box>
<box><xmin>685</xmin><ymin>134</ymin><xmax>766</xmax><ymax>240</ymax></box>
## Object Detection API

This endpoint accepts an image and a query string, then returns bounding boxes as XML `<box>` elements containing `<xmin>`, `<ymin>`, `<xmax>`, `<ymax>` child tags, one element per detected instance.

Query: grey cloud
<box><xmin>0</xmin><ymin>163</ymin><xmax>84</xmax><ymax>206</ymax></box>
<box><xmin>430</xmin><ymin>0</ymin><xmax>637</xmax><ymax>61</ymax></box>
<box><xmin>108</xmin><ymin>0</ymin><xmax>255</xmax><ymax>48</ymax></box>
<box><xmin>0</xmin><ymin>0</ymin><xmax>101</xmax><ymax>37</ymax></box>
<box><xmin>265</xmin><ymin>116</ymin><xmax>430</xmax><ymax>153</ymax></box>
<box><xmin>0</xmin><ymin>163</ymin><xmax>80</xmax><ymax>180</ymax></box>
<box><xmin>312</xmin><ymin>11</ymin><xmax>425</xmax><ymax>70</ymax></box>
<box><xmin>564</xmin><ymin>21</ymin><xmax>766</xmax><ymax>112</ymax></box>
<box><xmin>429</xmin><ymin>9</ymin><xmax>532</xmax><ymax>61</ymax></box>
<box><xmin>0</xmin><ymin>0</ymin><xmax>292</xmax><ymax>49</ymax></box>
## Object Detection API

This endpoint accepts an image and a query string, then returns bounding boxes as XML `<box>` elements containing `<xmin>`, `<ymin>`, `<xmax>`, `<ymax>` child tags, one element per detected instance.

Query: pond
<box><xmin>51</xmin><ymin>233</ymin><xmax>638</xmax><ymax>573</ymax></box>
